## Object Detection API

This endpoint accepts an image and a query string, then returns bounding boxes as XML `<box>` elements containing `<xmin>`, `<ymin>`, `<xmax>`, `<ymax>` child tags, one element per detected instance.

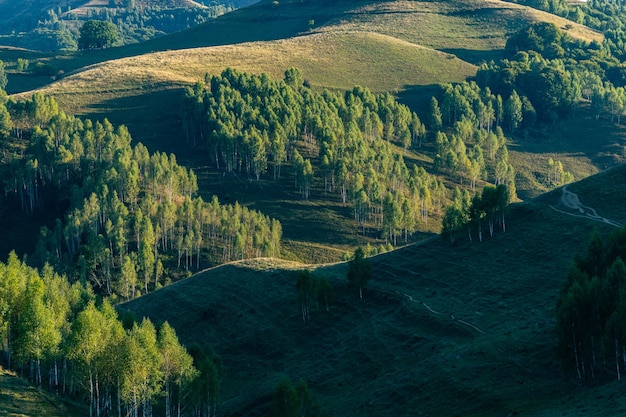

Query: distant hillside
<box><xmin>121</xmin><ymin>164</ymin><xmax>626</xmax><ymax>416</ymax></box>
<box><xmin>9</xmin><ymin>0</ymin><xmax>600</xmax><ymax>131</ymax></box>
<box><xmin>0</xmin><ymin>0</ymin><xmax>257</xmax><ymax>51</ymax></box>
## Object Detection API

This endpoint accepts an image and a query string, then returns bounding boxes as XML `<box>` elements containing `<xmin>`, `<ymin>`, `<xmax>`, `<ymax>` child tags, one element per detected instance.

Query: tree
<box><xmin>504</xmin><ymin>90</ymin><xmax>523</xmax><ymax>132</ymax></box>
<box><xmin>272</xmin><ymin>378</ymin><xmax>299</xmax><ymax>417</ymax></box>
<box><xmin>296</xmin><ymin>270</ymin><xmax>314</xmax><ymax>323</ymax></box>
<box><xmin>347</xmin><ymin>247</ymin><xmax>372</xmax><ymax>300</ymax></box>
<box><xmin>428</xmin><ymin>97</ymin><xmax>443</xmax><ymax>131</ymax></box>
<box><xmin>189</xmin><ymin>344</ymin><xmax>221</xmax><ymax>417</ymax></box>
<box><xmin>271</xmin><ymin>378</ymin><xmax>313</xmax><ymax>417</ymax></box>
<box><xmin>120</xmin><ymin>319</ymin><xmax>163</xmax><ymax>416</ymax></box>
<box><xmin>66</xmin><ymin>299</ymin><xmax>123</xmax><ymax>417</ymax></box>
<box><xmin>315</xmin><ymin>275</ymin><xmax>334</xmax><ymax>312</ymax></box>
<box><xmin>0</xmin><ymin>60</ymin><xmax>7</xmax><ymax>91</ymax></box>
<box><xmin>158</xmin><ymin>322</ymin><xmax>197</xmax><ymax>417</ymax></box>
<box><xmin>78</xmin><ymin>20</ymin><xmax>119</xmax><ymax>50</ymax></box>
<box><xmin>13</xmin><ymin>273</ymin><xmax>60</xmax><ymax>386</ymax></box>
<box><xmin>0</xmin><ymin>102</ymin><xmax>12</xmax><ymax>138</ymax></box>
<box><xmin>284</xmin><ymin>67</ymin><xmax>303</xmax><ymax>90</ymax></box>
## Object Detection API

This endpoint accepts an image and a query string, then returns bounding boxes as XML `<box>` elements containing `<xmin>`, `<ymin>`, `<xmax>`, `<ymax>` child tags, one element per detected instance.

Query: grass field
<box><xmin>0</xmin><ymin>369</ymin><xmax>85</xmax><ymax>417</ymax></box>
<box><xmin>121</xmin><ymin>164</ymin><xmax>626</xmax><ymax>417</ymax></box>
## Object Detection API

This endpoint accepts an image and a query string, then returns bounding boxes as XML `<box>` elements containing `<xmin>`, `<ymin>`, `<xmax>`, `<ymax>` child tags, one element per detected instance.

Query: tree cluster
<box><xmin>2</xmin><ymin>92</ymin><xmax>281</xmax><ymax>300</ymax></box>
<box><xmin>295</xmin><ymin>270</ymin><xmax>334</xmax><ymax>322</ymax></box>
<box><xmin>0</xmin><ymin>251</ymin><xmax>220</xmax><ymax>417</ymax></box>
<box><xmin>557</xmin><ymin>227</ymin><xmax>626</xmax><ymax>382</ymax></box>
<box><xmin>477</xmin><ymin>19</ymin><xmax>626</xmax><ymax>126</ymax></box>
<box><xmin>78</xmin><ymin>20</ymin><xmax>119</xmax><ymax>50</ymax></box>
<box><xmin>347</xmin><ymin>247</ymin><xmax>372</xmax><ymax>300</ymax></box>
<box><xmin>272</xmin><ymin>377</ymin><xmax>316</xmax><ymax>417</ymax></box>
<box><xmin>430</xmin><ymin>81</ymin><xmax>517</xmax><ymax>196</ymax></box>
<box><xmin>182</xmin><ymin>68</ymin><xmax>447</xmax><ymax>243</ymax></box>
<box><xmin>442</xmin><ymin>184</ymin><xmax>509</xmax><ymax>244</ymax></box>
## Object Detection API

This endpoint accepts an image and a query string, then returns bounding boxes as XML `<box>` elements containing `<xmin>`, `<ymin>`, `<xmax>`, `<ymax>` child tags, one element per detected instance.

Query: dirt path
<box><xmin>550</xmin><ymin>186</ymin><xmax>623</xmax><ymax>228</ymax></box>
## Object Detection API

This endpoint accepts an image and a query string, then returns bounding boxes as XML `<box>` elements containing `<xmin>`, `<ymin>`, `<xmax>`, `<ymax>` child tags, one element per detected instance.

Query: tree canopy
<box><xmin>78</xmin><ymin>20</ymin><xmax>119</xmax><ymax>50</ymax></box>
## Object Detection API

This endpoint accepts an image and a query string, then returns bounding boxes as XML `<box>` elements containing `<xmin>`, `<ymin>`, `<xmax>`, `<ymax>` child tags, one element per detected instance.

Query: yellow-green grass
<box><xmin>3</xmin><ymin>0</ymin><xmax>602</xmax><ymax>94</ymax></box>
<box><xmin>0</xmin><ymin>369</ymin><xmax>85</xmax><ymax>417</ymax></box>
<box><xmin>29</xmin><ymin>31</ymin><xmax>475</xmax><ymax>113</ymax></box>
<box><xmin>316</xmin><ymin>0</ymin><xmax>602</xmax><ymax>54</ymax></box>
<box><xmin>121</xmin><ymin>164</ymin><xmax>626</xmax><ymax>417</ymax></box>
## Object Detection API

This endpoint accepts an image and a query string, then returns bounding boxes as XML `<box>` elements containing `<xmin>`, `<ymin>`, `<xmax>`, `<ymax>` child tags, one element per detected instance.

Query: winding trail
<box><xmin>550</xmin><ymin>186</ymin><xmax>623</xmax><ymax>228</ymax></box>
<box><xmin>397</xmin><ymin>291</ymin><xmax>486</xmax><ymax>335</ymax></box>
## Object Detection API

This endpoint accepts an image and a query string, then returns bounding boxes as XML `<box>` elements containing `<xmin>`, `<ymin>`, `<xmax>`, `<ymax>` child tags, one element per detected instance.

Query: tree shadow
<box><xmin>440</xmin><ymin>48</ymin><xmax>507</xmax><ymax>65</ymax></box>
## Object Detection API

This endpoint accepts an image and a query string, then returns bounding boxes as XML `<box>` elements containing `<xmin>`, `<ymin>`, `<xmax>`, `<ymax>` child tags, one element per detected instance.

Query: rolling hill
<box><xmin>1</xmin><ymin>0</ymin><xmax>626</xmax><ymax>414</ymax></box>
<box><xmin>5</xmin><ymin>0</ymin><xmax>609</xmax><ymax>196</ymax></box>
<box><xmin>120</xmin><ymin>164</ymin><xmax>626</xmax><ymax>416</ymax></box>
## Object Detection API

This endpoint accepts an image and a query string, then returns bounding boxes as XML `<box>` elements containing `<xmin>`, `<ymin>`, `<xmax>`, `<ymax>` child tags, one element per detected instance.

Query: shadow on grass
<box><xmin>441</xmin><ymin>48</ymin><xmax>507</xmax><ymax>65</ymax></box>
<box><xmin>511</xmin><ymin>104</ymin><xmax>626</xmax><ymax>168</ymax></box>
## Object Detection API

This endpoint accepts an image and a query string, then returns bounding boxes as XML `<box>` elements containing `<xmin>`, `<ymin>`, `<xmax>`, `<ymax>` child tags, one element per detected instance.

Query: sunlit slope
<box><xmin>122</xmin><ymin>165</ymin><xmax>626</xmax><ymax>417</ymax></box>
<box><xmin>12</xmin><ymin>0</ymin><xmax>603</xmax><ymax>144</ymax></box>
<box><xmin>38</xmin><ymin>32</ymin><xmax>475</xmax><ymax>116</ymax></box>
<box><xmin>314</xmin><ymin>0</ymin><xmax>602</xmax><ymax>54</ymax></box>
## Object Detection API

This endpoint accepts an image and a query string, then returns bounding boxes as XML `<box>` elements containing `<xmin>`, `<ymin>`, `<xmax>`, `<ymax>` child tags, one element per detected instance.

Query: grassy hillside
<box><xmin>33</xmin><ymin>32</ymin><xmax>475</xmax><ymax>126</ymax></box>
<box><xmin>0</xmin><ymin>369</ymin><xmax>85</xmax><ymax>417</ymax></box>
<box><xmin>4</xmin><ymin>0</ymin><xmax>601</xmax><ymax>92</ymax></box>
<box><xmin>121</xmin><ymin>164</ymin><xmax>626</xmax><ymax>416</ymax></box>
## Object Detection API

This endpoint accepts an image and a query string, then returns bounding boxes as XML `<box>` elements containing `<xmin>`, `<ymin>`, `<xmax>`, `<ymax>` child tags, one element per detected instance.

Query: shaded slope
<box><xmin>122</xmin><ymin>164</ymin><xmax>626</xmax><ymax>416</ymax></box>
<box><xmin>0</xmin><ymin>369</ymin><xmax>86</xmax><ymax>417</ymax></box>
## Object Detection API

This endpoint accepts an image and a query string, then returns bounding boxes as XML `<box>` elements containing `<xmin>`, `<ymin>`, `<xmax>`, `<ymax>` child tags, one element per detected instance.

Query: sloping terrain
<box><xmin>8</xmin><ymin>0</ymin><xmax>601</xmax><ymax>96</ymax></box>
<box><xmin>122</xmin><ymin>165</ymin><xmax>626</xmax><ymax>416</ymax></box>
<box><xmin>7</xmin><ymin>0</ymin><xmax>602</xmax><ymax>168</ymax></box>
<box><xmin>38</xmin><ymin>32</ymin><xmax>475</xmax><ymax>114</ymax></box>
<box><xmin>0</xmin><ymin>369</ymin><xmax>86</xmax><ymax>417</ymax></box>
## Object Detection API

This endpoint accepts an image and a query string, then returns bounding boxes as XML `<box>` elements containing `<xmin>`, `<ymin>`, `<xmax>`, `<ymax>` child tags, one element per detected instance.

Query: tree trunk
<box><xmin>616</xmin><ymin>339</ymin><xmax>621</xmax><ymax>381</ymax></box>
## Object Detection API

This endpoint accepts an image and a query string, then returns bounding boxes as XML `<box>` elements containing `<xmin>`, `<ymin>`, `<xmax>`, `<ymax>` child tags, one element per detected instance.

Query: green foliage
<box><xmin>0</xmin><ymin>2</ymin><xmax>230</xmax><ymax>51</ymax></box>
<box><xmin>188</xmin><ymin>343</ymin><xmax>221</xmax><ymax>417</ymax></box>
<box><xmin>78</xmin><ymin>20</ymin><xmax>119</xmax><ymax>50</ymax></box>
<box><xmin>347</xmin><ymin>247</ymin><xmax>372</xmax><ymax>299</ymax></box>
<box><xmin>16</xmin><ymin>58</ymin><xmax>29</xmax><ymax>73</ymax></box>
<box><xmin>182</xmin><ymin>68</ymin><xmax>440</xmax><ymax>240</ymax></box>
<box><xmin>441</xmin><ymin>184</ymin><xmax>509</xmax><ymax>243</ymax></box>
<box><xmin>272</xmin><ymin>378</ymin><xmax>314</xmax><ymax>417</ymax></box>
<box><xmin>2</xmin><ymin>93</ymin><xmax>281</xmax><ymax>300</ymax></box>
<box><xmin>505</xmin><ymin>22</ymin><xmax>565</xmax><ymax>56</ymax></box>
<box><xmin>557</xmin><ymin>226</ymin><xmax>626</xmax><ymax>382</ymax></box>
<box><xmin>296</xmin><ymin>270</ymin><xmax>334</xmax><ymax>322</ymax></box>
<box><xmin>0</xmin><ymin>60</ymin><xmax>7</xmax><ymax>91</ymax></box>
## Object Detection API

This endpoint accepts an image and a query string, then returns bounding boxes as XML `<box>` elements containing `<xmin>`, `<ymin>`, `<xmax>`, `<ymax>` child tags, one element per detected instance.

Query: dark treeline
<box><xmin>557</xmin><ymin>227</ymin><xmax>626</xmax><ymax>383</ymax></box>
<box><xmin>181</xmin><ymin>68</ymin><xmax>519</xmax><ymax>244</ymax></box>
<box><xmin>0</xmin><ymin>91</ymin><xmax>281</xmax><ymax>301</ymax></box>
<box><xmin>0</xmin><ymin>251</ymin><xmax>221</xmax><ymax>417</ymax></box>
